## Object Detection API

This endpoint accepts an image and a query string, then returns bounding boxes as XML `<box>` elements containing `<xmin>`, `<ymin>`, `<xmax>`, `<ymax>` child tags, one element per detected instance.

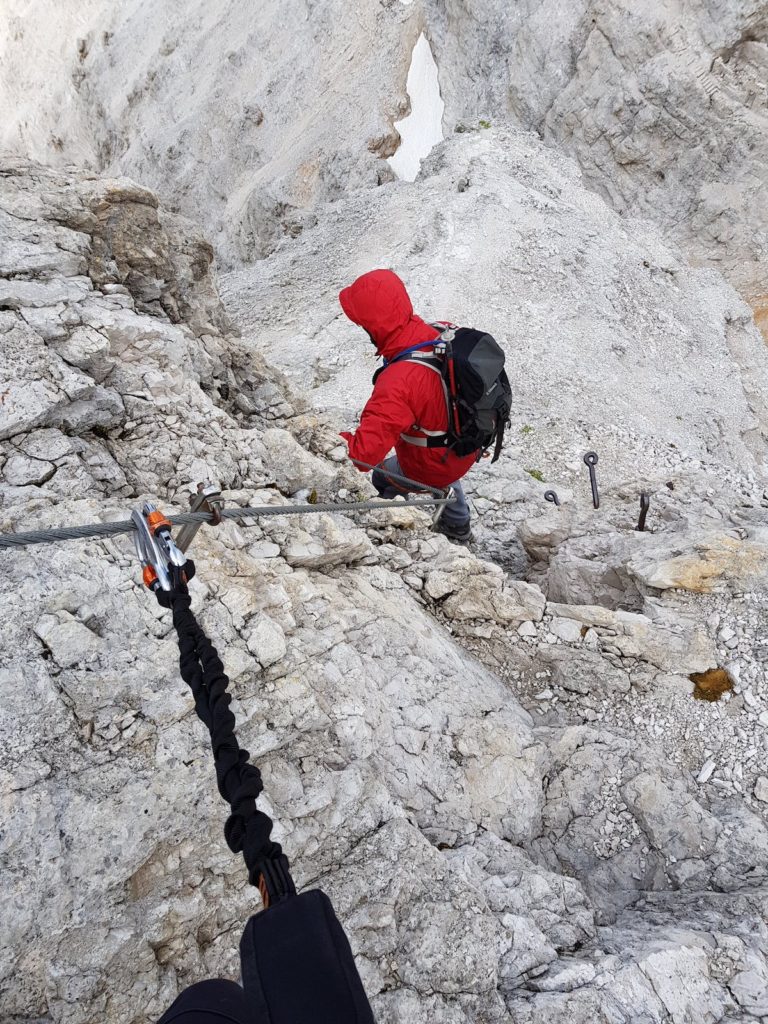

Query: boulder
<box><xmin>245</xmin><ymin>613</ymin><xmax>287</xmax><ymax>668</ymax></box>
<box><xmin>49</xmin><ymin>325</ymin><xmax>115</xmax><ymax>383</ymax></box>
<box><xmin>2</xmin><ymin>453</ymin><xmax>56</xmax><ymax>487</ymax></box>
<box><xmin>628</xmin><ymin>529</ymin><xmax>768</xmax><ymax>593</ymax></box>
<box><xmin>261</xmin><ymin>427</ymin><xmax>336</xmax><ymax>495</ymax></box>
<box><xmin>623</xmin><ymin>772</ymin><xmax>721</xmax><ymax>862</ymax></box>
<box><xmin>443</xmin><ymin>577</ymin><xmax>545</xmax><ymax>625</ymax></box>
<box><xmin>281</xmin><ymin>514</ymin><xmax>372</xmax><ymax>569</ymax></box>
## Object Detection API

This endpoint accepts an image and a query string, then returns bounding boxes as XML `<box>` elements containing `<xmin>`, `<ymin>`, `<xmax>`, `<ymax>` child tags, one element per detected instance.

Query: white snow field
<box><xmin>388</xmin><ymin>33</ymin><xmax>444</xmax><ymax>182</ymax></box>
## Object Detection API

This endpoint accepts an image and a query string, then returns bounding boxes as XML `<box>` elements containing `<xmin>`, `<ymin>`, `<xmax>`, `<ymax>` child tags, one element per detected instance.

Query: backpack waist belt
<box><xmin>399</xmin><ymin>427</ymin><xmax>448</xmax><ymax>447</ymax></box>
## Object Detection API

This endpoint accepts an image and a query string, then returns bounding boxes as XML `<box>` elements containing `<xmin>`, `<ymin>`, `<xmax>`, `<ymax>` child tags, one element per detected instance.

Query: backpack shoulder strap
<box><xmin>384</xmin><ymin>340</ymin><xmax>438</xmax><ymax>367</ymax></box>
<box><xmin>372</xmin><ymin>348</ymin><xmax>442</xmax><ymax>386</ymax></box>
<box><xmin>429</xmin><ymin>322</ymin><xmax>458</xmax><ymax>343</ymax></box>
<box><xmin>401</xmin><ymin>351</ymin><xmax>443</xmax><ymax>373</ymax></box>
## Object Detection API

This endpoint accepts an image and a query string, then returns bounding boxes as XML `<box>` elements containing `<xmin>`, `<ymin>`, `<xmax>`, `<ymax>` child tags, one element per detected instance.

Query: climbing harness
<box><xmin>141</xmin><ymin>511</ymin><xmax>374</xmax><ymax>1022</ymax></box>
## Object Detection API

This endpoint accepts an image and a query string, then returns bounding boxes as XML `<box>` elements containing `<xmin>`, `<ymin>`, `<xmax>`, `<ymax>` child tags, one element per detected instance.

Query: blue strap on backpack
<box><xmin>381</xmin><ymin>339</ymin><xmax>438</xmax><ymax>368</ymax></box>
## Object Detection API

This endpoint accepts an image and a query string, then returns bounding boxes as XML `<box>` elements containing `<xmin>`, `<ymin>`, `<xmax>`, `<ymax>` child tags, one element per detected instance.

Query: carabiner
<box><xmin>132</xmin><ymin>502</ymin><xmax>187</xmax><ymax>592</ymax></box>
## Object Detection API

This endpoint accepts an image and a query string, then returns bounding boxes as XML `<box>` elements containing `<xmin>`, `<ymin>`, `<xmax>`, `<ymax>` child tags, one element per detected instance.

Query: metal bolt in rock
<box><xmin>544</xmin><ymin>490</ymin><xmax>561</xmax><ymax>507</ymax></box>
<box><xmin>636</xmin><ymin>492</ymin><xmax>650</xmax><ymax>532</ymax></box>
<box><xmin>175</xmin><ymin>482</ymin><xmax>223</xmax><ymax>553</ymax></box>
<box><xmin>583</xmin><ymin>451</ymin><xmax>600</xmax><ymax>509</ymax></box>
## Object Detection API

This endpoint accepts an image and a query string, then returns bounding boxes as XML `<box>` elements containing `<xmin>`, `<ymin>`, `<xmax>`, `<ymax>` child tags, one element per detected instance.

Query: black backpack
<box><xmin>376</xmin><ymin>325</ymin><xmax>512</xmax><ymax>462</ymax></box>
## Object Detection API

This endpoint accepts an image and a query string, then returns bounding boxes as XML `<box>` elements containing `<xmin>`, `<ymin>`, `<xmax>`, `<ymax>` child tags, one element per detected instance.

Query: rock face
<box><xmin>4</xmin><ymin>0</ymin><xmax>768</xmax><ymax>339</ymax></box>
<box><xmin>422</xmin><ymin>2</ymin><xmax>768</xmax><ymax>339</ymax></box>
<box><xmin>4</xmin><ymin>6</ymin><xmax>768</xmax><ymax>1022</ymax></box>
<box><xmin>3</xmin><ymin>160</ymin><xmax>768</xmax><ymax>1024</ymax></box>
<box><xmin>0</xmin><ymin>0</ymin><xmax>418</xmax><ymax>264</ymax></box>
<box><xmin>536</xmin><ymin>3</ymin><xmax>768</xmax><ymax>342</ymax></box>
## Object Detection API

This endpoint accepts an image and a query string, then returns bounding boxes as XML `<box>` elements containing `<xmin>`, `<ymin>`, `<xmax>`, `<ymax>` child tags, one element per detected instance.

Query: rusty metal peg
<box><xmin>583</xmin><ymin>451</ymin><xmax>600</xmax><ymax>509</ymax></box>
<box><xmin>636</xmin><ymin>492</ymin><xmax>650</xmax><ymax>532</ymax></box>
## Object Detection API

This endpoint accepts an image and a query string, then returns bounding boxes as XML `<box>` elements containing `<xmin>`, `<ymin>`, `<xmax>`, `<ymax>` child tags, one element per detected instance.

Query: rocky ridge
<box><xmin>0</xmin><ymin>0</ymin><xmax>414</xmax><ymax>264</ymax></box>
<box><xmin>4</xmin><ymin>0</ymin><xmax>768</xmax><ymax>343</ymax></box>
<box><xmin>3</xmin><ymin>153</ymin><xmax>768</xmax><ymax>1024</ymax></box>
<box><xmin>404</xmin><ymin>0</ymin><xmax>768</xmax><ymax>338</ymax></box>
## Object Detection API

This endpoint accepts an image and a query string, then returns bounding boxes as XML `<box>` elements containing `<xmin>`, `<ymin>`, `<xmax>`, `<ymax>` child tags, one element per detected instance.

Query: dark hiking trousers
<box><xmin>157</xmin><ymin>979</ymin><xmax>255</xmax><ymax>1024</ymax></box>
<box><xmin>371</xmin><ymin>454</ymin><xmax>470</xmax><ymax>529</ymax></box>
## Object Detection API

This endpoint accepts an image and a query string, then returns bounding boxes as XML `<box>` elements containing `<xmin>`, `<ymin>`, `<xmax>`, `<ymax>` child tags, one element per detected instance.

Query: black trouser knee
<box><xmin>157</xmin><ymin>979</ymin><xmax>254</xmax><ymax>1024</ymax></box>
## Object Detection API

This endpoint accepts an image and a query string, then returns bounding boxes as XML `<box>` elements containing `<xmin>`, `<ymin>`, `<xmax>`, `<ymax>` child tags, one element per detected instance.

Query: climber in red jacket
<box><xmin>338</xmin><ymin>269</ymin><xmax>475</xmax><ymax>541</ymax></box>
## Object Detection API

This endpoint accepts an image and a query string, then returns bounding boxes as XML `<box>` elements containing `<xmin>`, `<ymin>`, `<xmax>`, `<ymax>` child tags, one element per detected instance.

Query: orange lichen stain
<box><xmin>747</xmin><ymin>294</ymin><xmax>768</xmax><ymax>344</ymax></box>
<box><xmin>294</xmin><ymin>158</ymin><xmax>322</xmax><ymax>203</ymax></box>
<box><xmin>659</xmin><ymin>557</ymin><xmax>723</xmax><ymax>594</ymax></box>
<box><xmin>654</xmin><ymin>537</ymin><xmax>767</xmax><ymax>594</ymax></box>
<box><xmin>689</xmin><ymin>668</ymin><xmax>734</xmax><ymax>702</ymax></box>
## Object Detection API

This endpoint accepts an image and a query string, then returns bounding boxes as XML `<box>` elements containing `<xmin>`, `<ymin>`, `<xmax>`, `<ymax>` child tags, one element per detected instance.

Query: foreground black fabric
<box><xmin>240</xmin><ymin>890</ymin><xmax>375</xmax><ymax>1024</ymax></box>
<box><xmin>157</xmin><ymin>979</ymin><xmax>254</xmax><ymax>1023</ymax></box>
<box><xmin>156</xmin><ymin>892</ymin><xmax>375</xmax><ymax>1024</ymax></box>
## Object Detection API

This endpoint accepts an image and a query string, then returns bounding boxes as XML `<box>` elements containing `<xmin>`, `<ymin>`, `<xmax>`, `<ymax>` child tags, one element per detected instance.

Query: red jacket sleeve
<box><xmin>342</xmin><ymin>370</ymin><xmax>416</xmax><ymax>469</ymax></box>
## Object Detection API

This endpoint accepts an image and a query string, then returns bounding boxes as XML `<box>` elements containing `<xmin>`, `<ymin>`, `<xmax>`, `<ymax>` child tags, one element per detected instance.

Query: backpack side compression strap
<box><xmin>240</xmin><ymin>889</ymin><xmax>375</xmax><ymax>1024</ymax></box>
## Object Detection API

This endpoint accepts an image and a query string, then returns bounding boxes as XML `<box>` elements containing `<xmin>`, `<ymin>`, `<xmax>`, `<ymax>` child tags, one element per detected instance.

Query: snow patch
<box><xmin>388</xmin><ymin>33</ymin><xmax>444</xmax><ymax>182</ymax></box>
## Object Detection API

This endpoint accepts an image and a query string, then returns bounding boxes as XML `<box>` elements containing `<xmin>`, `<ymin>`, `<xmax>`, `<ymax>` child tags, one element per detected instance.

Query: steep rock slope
<box><xmin>426</xmin><ymin>0</ymin><xmax>768</xmax><ymax>336</ymax></box>
<box><xmin>224</xmin><ymin>126</ymin><xmax>768</xmax><ymax>490</ymax></box>
<box><xmin>0</xmin><ymin>162</ymin><xmax>536</xmax><ymax>1022</ymax></box>
<box><xmin>3</xmin><ymin>161</ymin><xmax>768</xmax><ymax>1024</ymax></box>
<box><xmin>4</xmin><ymin>0</ymin><xmax>768</xmax><ymax>334</ymax></box>
<box><xmin>0</xmin><ymin>0</ymin><xmax>419</xmax><ymax>263</ymax></box>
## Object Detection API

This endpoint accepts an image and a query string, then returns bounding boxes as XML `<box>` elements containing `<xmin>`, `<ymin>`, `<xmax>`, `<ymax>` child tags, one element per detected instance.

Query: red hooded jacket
<box><xmin>338</xmin><ymin>269</ymin><xmax>477</xmax><ymax>489</ymax></box>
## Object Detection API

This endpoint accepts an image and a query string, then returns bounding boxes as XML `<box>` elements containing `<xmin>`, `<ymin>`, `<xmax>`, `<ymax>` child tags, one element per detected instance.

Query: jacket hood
<box><xmin>339</xmin><ymin>269</ymin><xmax>437</xmax><ymax>359</ymax></box>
